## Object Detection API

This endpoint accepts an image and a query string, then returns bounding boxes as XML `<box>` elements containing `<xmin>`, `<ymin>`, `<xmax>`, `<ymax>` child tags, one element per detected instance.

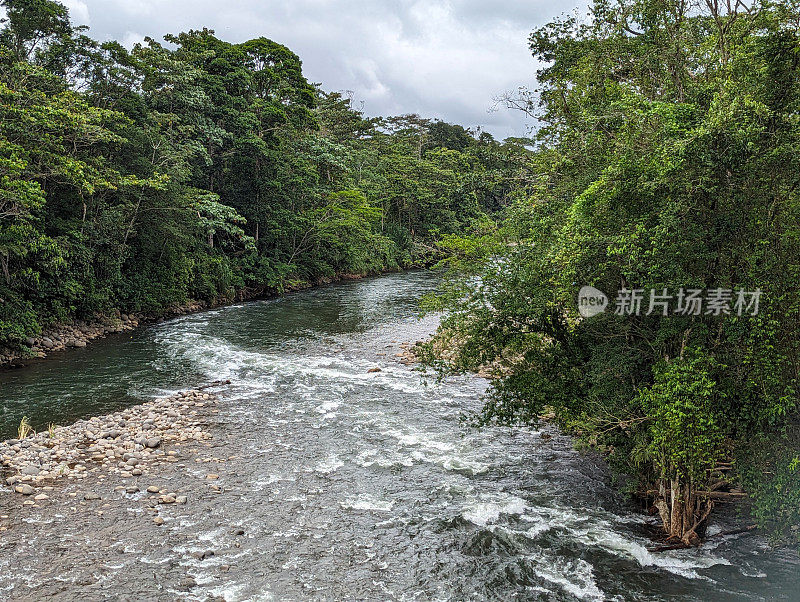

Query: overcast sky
<box><xmin>56</xmin><ymin>0</ymin><xmax>586</xmax><ymax>139</ymax></box>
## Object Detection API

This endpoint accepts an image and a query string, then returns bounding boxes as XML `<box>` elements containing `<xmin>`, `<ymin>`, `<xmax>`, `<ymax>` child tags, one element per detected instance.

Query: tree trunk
<box><xmin>0</xmin><ymin>252</ymin><xmax>9</xmax><ymax>285</ymax></box>
<box><xmin>653</xmin><ymin>475</ymin><xmax>713</xmax><ymax>546</ymax></box>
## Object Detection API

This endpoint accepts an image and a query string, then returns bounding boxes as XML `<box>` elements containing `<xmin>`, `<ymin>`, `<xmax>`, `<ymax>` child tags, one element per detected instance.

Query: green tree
<box><xmin>427</xmin><ymin>0</ymin><xmax>800</xmax><ymax>545</ymax></box>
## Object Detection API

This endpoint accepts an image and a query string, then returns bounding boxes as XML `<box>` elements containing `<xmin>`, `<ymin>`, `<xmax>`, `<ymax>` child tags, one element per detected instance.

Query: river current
<box><xmin>1</xmin><ymin>271</ymin><xmax>798</xmax><ymax>600</ymax></box>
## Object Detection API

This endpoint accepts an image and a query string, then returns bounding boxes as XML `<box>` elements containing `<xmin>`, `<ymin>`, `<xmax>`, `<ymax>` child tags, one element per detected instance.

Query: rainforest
<box><xmin>1</xmin><ymin>0</ymin><xmax>800</xmax><ymax>599</ymax></box>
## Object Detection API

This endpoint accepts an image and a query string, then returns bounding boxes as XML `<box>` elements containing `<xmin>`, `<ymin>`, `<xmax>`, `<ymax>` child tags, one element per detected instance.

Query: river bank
<box><xmin>1</xmin><ymin>386</ymin><xmax>226</xmax><ymax>507</ymax></box>
<box><xmin>0</xmin><ymin>268</ymin><xmax>408</xmax><ymax>370</ymax></box>
<box><xmin>0</xmin><ymin>385</ymin><xmax>241</xmax><ymax>601</ymax></box>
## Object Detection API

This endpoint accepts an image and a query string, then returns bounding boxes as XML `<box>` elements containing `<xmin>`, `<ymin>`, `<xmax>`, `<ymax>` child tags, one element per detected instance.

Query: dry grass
<box><xmin>17</xmin><ymin>416</ymin><xmax>34</xmax><ymax>439</ymax></box>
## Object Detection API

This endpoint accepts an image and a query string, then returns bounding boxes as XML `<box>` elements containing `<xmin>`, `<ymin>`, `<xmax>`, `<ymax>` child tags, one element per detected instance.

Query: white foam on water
<box><xmin>522</xmin><ymin>521</ymin><xmax>552</xmax><ymax>540</ymax></box>
<box><xmin>251</xmin><ymin>474</ymin><xmax>287</xmax><ymax>491</ymax></box>
<box><xmin>191</xmin><ymin>571</ymin><xmax>217</xmax><ymax>586</ymax></box>
<box><xmin>158</xmin><ymin>324</ymin><xmax>436</xmax><ymax>398</ymax></box>
<box><xmin>340</xmin><ymin>494</ymin><xmax>395</xmax><ymax>512</ymax></box>
<box><xmin>442</xmin><ymin>456</ymin><xmax>489</xmax><ymax>476</ymax></box>
<box><xmin>381</xmin><ymin>427</ymin><xmax>424</xmax><ymax>446</ymax></box>
<box><xmin>527</xmin><ymin>555</ymin><xmax>606</xmax><ymax>601</ymax></box>
<box><xmin>353</xmin><ymin>449</ymin><xmax>415</xmax><ymax>469</ymax></box>
<box><xmin>139</xmin><ymin>554</ymin><xmax>172</xmax><ymax>565</ymax></box>
<box><xmin>513</xmin><ymin>501</ymin><xmax>732</xmax><ymax>582</ymax></box>
<box><xmin>569</xmin><ymin>521</ymin><xmax>730</xmax><ymax>580</ymax></box>
<box><xmin>316</xmin><ymin>400</ymin><xmax>341</xmax><ymax>413</ymax></box>
<box><xmin>311</xmin><ymin>454</ymin><xmax>344</xmax><ymax>474</ymax></box>
<box><xmin>372</xmin><ymin>420</ymin><xmax>492</xmax><ymax>477</ymax></box>
<box><xmin>740</xmin><ymin>567</ymin><xmax>767</xmax><ymax>578</ymax></box>
<box><xmin>197</xmin><ymin>526</ymin><xmax>228</xmax><ymax>544</ymax></box>
<box><xmin>21</xmin><ymin>517</ymin><xmax>54</xmax><ymax>525</ymax></box>
<box><xmin>462</xmin><ymin>493</ymin><xmax>528</xmax><ymax>527</ymax></box>
<box><xmin>156</xmin><ymin>331</ymin><xmax>263</xmax><ymax>380</ymax></box>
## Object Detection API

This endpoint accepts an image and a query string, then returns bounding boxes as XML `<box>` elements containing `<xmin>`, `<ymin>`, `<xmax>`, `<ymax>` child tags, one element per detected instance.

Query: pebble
<box><xmin>0</xmin><ymin>389</ymin><xmax>218</xmax><ymax>498</ymax></box>
<box><xmin>153</xmin><ymin>516</ymin><xmax>165</xmax><ymax>526</ymax></box>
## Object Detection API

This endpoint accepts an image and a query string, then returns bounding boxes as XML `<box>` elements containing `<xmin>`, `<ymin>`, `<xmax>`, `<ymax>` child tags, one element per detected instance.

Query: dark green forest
<box><xmin>0</xmin><ymin>0</ymin><xmax>528</xmax><ymax>350</ymax></box>
<box><xmin>3</xmin><ymin>0</ymin><xmax>800</xmax><ymax>549</ymax></box>
<box><xmin>425</xmin><ymin>0</ymin><xmax>800</xmax><ymax>546</ymax></box>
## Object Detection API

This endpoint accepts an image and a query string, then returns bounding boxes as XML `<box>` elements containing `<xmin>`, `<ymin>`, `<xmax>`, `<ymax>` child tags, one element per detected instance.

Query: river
<box><xmin>1</xmin><ymin>271</ymin><xmax>798</xmax><ymax>600</ymax></box>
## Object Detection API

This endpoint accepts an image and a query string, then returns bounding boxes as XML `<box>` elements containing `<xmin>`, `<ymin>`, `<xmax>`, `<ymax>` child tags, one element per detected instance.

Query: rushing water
<box><xmin>1</xmin><ymin>271</ymin><xmax>798</xmax><ymax>600</ymax></box>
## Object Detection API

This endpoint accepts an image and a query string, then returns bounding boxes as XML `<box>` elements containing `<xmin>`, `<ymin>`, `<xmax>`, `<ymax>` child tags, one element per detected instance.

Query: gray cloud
<box><xmin>60</xmin><ymin>0</ymin><xmax>586</xmax><ymax>139</ymax></box>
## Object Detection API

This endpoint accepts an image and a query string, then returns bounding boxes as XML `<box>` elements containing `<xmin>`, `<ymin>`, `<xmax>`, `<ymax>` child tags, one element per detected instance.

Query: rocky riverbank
<box><xmin>0</xmin><ymin>301</ymin><xmax>213</xmax><ymax>368</ymax></box>
<box><xmin>0</xmin><ymin>383</ymin><xmax>252</xmax><ymax>601</ymax></box>
<box><xmin>0</xmin><ymin>312</ymin><xmax>141</xmax><ymax>367</ymax></box>
<box><xmin>0</xmin><ymin>268</ymin><xmax>413</xmax><ymax>370</ymax></box>
<box><xmin>0</xmin><ymin>386</ymin><xmax>225</xmax><ymax>517</ymax></box>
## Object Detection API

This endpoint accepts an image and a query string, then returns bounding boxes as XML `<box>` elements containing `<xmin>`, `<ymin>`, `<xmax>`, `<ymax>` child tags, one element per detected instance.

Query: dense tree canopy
<box><xmin>0</xmin><ymin>0</ymin><xmax>527</xmax><ymax>347</ymax></box>
<box><xmin>426</xmin><ymin>0</ymin><xmax>800</xmax><ymax>545</ymax></box>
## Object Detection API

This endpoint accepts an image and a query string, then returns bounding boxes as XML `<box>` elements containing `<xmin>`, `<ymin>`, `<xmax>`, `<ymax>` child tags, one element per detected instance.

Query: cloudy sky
<box><xmin>58</xmin><ymin>0</ymin><xmax>586</xmax><ymax>139</ymax></box>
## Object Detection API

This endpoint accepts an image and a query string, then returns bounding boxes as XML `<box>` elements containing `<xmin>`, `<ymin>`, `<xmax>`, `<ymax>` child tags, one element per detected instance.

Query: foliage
<box><xmin>641</xmin><ymin>351</ymin><xmax>724</xmax><ymax>483</ymax></box>
<box><xmin>426</xmin><ymin>0</ymin><xmax>800</xmax><ymax>544</ymax></box>
<box><xmin>0</xmin><ymin>0</ymin><xmax>520</xmax><ymax>349</ymax></box>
